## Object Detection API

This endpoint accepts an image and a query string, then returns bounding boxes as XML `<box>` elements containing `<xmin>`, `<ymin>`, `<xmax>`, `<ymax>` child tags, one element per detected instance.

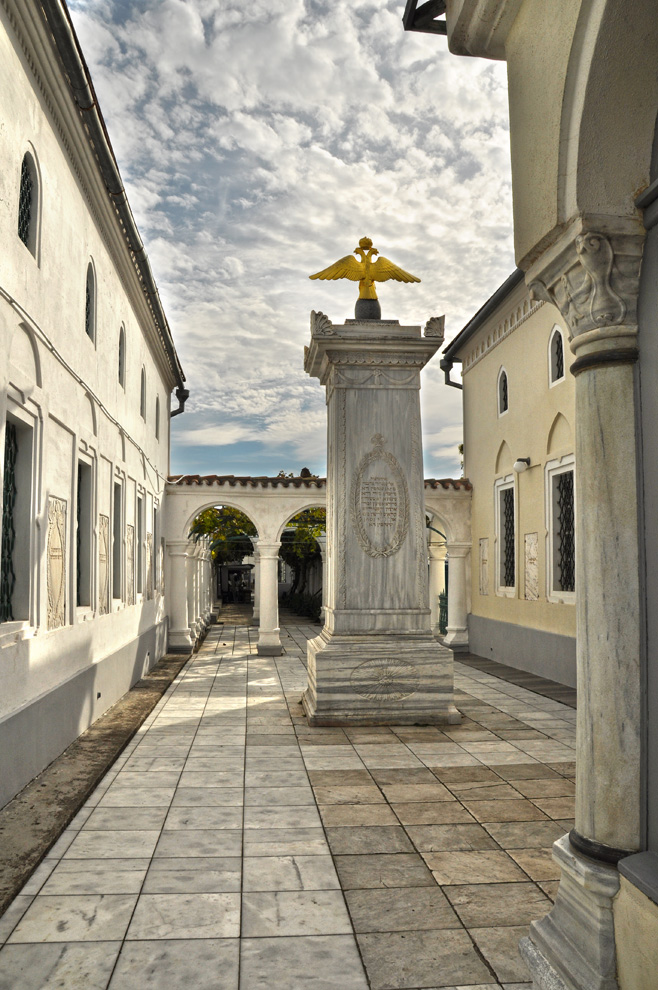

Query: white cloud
<box><xmin>69</xmin><ymin>0</ymin><xmax>515</xmax><ymax>478</ymax></box>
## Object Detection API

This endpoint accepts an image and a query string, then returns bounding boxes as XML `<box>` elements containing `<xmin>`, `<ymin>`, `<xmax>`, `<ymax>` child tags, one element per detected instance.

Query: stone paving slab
<box><xmin>0</xmin><ymin>613</ymin><xmax>577</xmax><ymax>988</ymax></box>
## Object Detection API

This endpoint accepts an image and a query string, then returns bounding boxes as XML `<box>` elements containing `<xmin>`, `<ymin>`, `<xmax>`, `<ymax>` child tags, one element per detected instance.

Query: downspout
<box><xmin>440</xmin><ymin>358</ymin><xmax>463</xmax><ymax>389</ymax></box>
<box><xmin>170</xmin><ymin>387</ymin><xmax>190</xmax><ymax>418</ymax></box>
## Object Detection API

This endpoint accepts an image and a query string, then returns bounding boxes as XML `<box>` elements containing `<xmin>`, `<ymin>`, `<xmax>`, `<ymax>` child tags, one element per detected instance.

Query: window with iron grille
<box><xmin>18</xmin><ymin>155</ymin><xmax>34</xmax><ymax>249</ymax></box>
<box><xmin>498</xmin><ymin>369</ymin><xmax>508</xmax><ymax>414</ymax></box>
<box><xmin>1</xmin><ymin>423</ymin><xmax>18</xmax><ymax>622</ymax></box>
<box><xmin>554</xmin><ymin>469</ymin><xmax>575</xmax><ymax>592</ymax></box>
<box><xmin>550</xmin><ymin>328</ymin><xmax>565</xmax><ymax>384</ymax></box>
<box><xmin>500</xmin><ymin>486</ymin><xmax>515</xmax><ymax>587</ymax></box>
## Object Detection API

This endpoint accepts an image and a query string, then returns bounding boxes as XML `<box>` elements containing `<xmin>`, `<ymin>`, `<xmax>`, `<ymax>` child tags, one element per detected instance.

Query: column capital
<box><xmin>445</xmin><ymin>541</ymin><xmax>471</xmax><ymax>557</ymax></box>
<box><xmin>257</xmin><ymin>541</ymin><xmax>281</xmax><ymax>558</ymax></box>
<box><xmin>526</xmin><ymin>214</ymin><xmax>644</xmax><ymax>375</ymax></box>
<box><xmin>428</xmin><ymin>543</ymin><xmax>447</xmax><ymax>561</ymax></box>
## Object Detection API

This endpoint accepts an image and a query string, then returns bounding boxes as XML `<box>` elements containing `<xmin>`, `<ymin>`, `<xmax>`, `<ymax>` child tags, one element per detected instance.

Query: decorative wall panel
<box><xmin>47</xmin><ymin>497</ymin><xmax>66</xmax><ymax>629</ymax></box>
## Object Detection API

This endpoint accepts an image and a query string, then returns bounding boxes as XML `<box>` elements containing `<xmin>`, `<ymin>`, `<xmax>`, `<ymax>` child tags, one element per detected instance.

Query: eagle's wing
<box><xmin>309</xmin><ymin>255</ymin><xmax>363</xmax><ymax>281</ymax></box>
<box><xmin>371</xmin><ymin>256</ymin><xmax>421</xmax><ymax>283</ymax></box>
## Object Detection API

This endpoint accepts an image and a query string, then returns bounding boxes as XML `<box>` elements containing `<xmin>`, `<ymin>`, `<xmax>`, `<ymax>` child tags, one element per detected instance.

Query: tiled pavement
<box><xmin>0</xmin><ymin>614</ymin><xmax>576</xmax><ymax>989</ymax></box>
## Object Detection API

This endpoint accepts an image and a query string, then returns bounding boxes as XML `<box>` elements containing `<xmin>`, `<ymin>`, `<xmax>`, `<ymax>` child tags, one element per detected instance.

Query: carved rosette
<box><xmin>350</xmin><ymin>435</ymin><xmax>409</xmax><ymax>558</ymax></box>
<box><xmin>47</xmin><ymin>497</ymin><xmax>66</xmax><ymax>630</ymax></box>
<box><xmin>526</xmin><ymin>215</ymin><xmax>644</xmax><ymax>375</ymax></box>
<box><xmin>350</xmin><ymin>657</ymin><xmax>419</xmax><ymax>703</ymax></box>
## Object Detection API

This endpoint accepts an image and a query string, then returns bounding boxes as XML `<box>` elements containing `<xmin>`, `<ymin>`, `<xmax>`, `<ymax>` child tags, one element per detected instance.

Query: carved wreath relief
<box><xmin>350</xmin><ymin>435</ymin><xmax>409</xmax><ymax>558</ymax></box>
<box><xmin>47</xmin><ymin>496</ymin><xmax>66</xmax><ymax>630</ymax></box>
<box><xmin>350</xmin><ymin>657</ymin><xmax>419</xmax><ymax>703</ymax></box>
<box><xmin>98</xmin><ymin>514</ymin><xmax>110</xmax><ymax>615</ymax></box>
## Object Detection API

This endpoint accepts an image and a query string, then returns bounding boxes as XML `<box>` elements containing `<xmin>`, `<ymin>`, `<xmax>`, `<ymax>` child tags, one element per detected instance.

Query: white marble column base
<box><xmin>257</xmin><ymin>630</ymin><xmax>282</xmax><ymax>656</ymax></box>
<box><xmin>168</xmin><ymin>627</ymin><xmax>194</xmax><ymax>652</ymax></box>
<box><xmin>444</xmin><ymin>627</ymin><xmax>469</xmax><ymax>651</ymax></box>
<box><xmin>303</xmin><ymin>631</ymin><xmax>461</xmax><ymax>726</ymax></box>
<box><xmin>519</xmin><ymin>835</ymin><xmax>621</xmax><ymax>990</ymax></box>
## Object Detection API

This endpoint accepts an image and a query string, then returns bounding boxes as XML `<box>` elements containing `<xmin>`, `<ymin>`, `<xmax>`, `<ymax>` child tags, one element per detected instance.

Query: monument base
<box><xmin>302</xmin><ymin>629</ymin><xmax>461</xmax><ymax>726</ymax></box>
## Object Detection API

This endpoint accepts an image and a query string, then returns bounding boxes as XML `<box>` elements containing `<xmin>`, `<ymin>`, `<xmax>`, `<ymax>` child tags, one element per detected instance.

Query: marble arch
<box><xmin>165</xmin><ymin>474</ymin><xmax>472</xmax><ymax>656</ymax></box>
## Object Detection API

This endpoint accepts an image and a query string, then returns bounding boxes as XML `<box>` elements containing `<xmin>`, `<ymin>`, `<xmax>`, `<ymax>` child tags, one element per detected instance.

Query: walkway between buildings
<box><xmin>0</xmin><ymin>613</ymin><xmax>576</xmax><ymax>989</ymax></box>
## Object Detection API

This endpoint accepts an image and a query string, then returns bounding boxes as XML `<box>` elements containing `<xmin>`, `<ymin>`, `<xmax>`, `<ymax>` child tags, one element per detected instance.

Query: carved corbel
<box><xmin>525</xmin><ymin>215</ymin><xmax>644</xmax><ymax>375</ymax></box>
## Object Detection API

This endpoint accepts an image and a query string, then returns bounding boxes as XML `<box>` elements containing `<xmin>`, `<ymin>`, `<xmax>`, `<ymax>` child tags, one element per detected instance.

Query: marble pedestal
<box><xmin>302</xmin><ymin>311</ymin><xmax>459</xmax><ymax>726</ymax></box>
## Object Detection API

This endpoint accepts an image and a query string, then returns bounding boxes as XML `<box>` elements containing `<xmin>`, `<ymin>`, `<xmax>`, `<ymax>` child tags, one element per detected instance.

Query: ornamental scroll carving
<box><xmin>350</xmin><ymin>434</ymin><xmax>409</xmax><ymax>558</ymax></box>
<box><xmin>98</xmin><ymin>514</ymin><xmax>110</xmax><ymax>615</ymax></box>
<box><xmin>528</xmin><ymin>221</ymin><xmax>643</xmax><ymax>339</ymax></box>
<box><xmin>47</xmin><ymin>497</ymin><xmax>66</xmax><ymax>630</ymax></box>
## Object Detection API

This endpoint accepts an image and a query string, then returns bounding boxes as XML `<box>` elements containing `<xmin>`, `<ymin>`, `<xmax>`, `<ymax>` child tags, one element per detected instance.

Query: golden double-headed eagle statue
<box><xmin>309</xmin><ymin>237</ymin><xmax>420</xmax><ymax>301</ymax></box>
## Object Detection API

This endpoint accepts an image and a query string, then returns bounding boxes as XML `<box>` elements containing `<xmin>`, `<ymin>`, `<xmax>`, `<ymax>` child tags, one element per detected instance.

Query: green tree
<box><xmin>189</xmin><ymin>506</ymin><xmax>257</xmax><ymax>565</ymax></box>
<box><xmin>279</xmin><ymin>507</ymin><xmax>326</xmax><ymax>596</ymax></box>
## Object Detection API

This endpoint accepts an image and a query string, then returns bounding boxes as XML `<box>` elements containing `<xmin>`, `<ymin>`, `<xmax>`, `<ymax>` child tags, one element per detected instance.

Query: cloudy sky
<box><xmin>69</xmin><ymin>0</ymin><xmax>515</xmax><ymax>480</ymax></box>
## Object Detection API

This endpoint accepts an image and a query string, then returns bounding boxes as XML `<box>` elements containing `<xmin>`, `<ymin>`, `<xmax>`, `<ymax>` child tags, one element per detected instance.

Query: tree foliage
<box><xmin>279</xmin><ymin>507</ymin><xmax>326</xmax><ymax>596</ymax></box>
<box><xmin>189</xmin><ymin>506</ymin><xmax>257</xmax><ymax>566</ymax></box>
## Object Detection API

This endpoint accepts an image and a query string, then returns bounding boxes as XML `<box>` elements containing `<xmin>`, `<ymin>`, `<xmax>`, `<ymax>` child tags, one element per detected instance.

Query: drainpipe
<box><xmin>440</xmin><ymin>358</ymin><xmax>463</xmax><ymax>389</ymax></box>
<box><xmin>170</xmin><ymin>387</ymin><xmax>190</xmax><ymax>418</ymax></box>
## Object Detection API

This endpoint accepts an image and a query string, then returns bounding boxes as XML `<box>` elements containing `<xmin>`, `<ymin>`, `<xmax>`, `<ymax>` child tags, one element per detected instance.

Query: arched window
<box><xmin>84</xmin><ymin>263</ymin><xmax>96</xmax><ymax>342</ymax></box>
<box><xmin>140</xmin><ymin>368</ymin><xmax>146</xmax><ymax>420</ymax></box>
<box><xmin>155</xmin><ymin>396</ymin><xmax>160</xmax><ymax>440</ymax></box>
<box><xmin>18</xmin><ymin>152</ymin><xmax>38</xmax><ymax>255</ymax></box>
<box><xmin>118</xmin><ymin>327</ymin><xmax>126</xmax><ymax>387</ymax></box>
<box><xmin>498</xmin><ymin>368</ymin><xmax>509</xmax><ymax>415</ymax></box>
<box><xmin>549</xmin><ymin>326</ymin><xmax>565</xmax><ymax>384</ymax></box>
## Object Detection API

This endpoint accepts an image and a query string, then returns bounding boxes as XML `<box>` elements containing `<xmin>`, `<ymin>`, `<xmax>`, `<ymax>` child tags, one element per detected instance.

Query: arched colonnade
<box><xmin>164</xmin><ymin>474</ymin><xmax>472</xmax><ymax>656</ymax></box>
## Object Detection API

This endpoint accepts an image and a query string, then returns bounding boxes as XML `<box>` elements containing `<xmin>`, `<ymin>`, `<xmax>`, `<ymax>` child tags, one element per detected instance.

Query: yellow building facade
<box><xmin>444</xmin><ymin>270</ymin><xmax>576</xmax><ymax>686</ymax></box>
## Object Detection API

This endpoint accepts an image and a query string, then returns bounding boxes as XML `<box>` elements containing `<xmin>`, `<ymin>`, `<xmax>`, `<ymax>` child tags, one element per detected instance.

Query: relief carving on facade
<box><xmin>350</xmin><ymin>657</ymin><xmax>419</xmax><ymax>703</ymax></box>
<box><xmin>524</xmin><ymin>532</ymin><xmax>539</xmax><ymax>601</ymax></box>
<box><xmin>98</xmin><ymin>514</ymin><xmax>110</xmax><ymax>615</ymax></box>
<box><xmin>479</xmin><ymin>537</ymin><xmax>489</xmax><ymax>596</ymax></box>
<box><xmin>47</xmin><ymin>496</ymin><xmax>66</xmax><ymax>630</ymax></box>
<box><xmin>350</xmin><ymin>434</ymin><xmax>409</xmax><ymax>558</ymax></box>
<box><xmin>126</xmin><ymin>524</ymin><xmax>135</xmax><ymax>606</ymax></box>
<box><xmin>146</xmin><ymin>531</ymin><xmax>153</xmax><ymax>600</ymax></box>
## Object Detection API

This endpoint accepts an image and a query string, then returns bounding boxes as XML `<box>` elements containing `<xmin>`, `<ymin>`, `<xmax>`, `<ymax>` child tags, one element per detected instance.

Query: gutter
<box><xmin>442</xmin><ymin>268</ymin><xmax>525</xmax><ymax>363</ymax></box>
<box><xmin>38</xmin><ymin>0</ymin><xmax>187</xmax><ymax>399</ymax></box>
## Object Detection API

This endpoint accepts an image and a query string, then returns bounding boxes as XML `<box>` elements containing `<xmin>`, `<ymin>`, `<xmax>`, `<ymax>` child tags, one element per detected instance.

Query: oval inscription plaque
<box><xmin>350</xmin><ymin>657</ymin><xmax>419</xmax><ymax>703</ymax></box>
<box><xmin>350</xmin><ymin>435</ymin><xmax>409</xmax><ymax>558</ymax></box>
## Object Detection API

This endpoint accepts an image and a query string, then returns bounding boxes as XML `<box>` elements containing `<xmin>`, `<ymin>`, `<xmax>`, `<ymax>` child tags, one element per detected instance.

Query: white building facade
<box><xmin>0</xmin><ymin>0</ymin><xmax>187</xmax><ymax>809</ymax></box>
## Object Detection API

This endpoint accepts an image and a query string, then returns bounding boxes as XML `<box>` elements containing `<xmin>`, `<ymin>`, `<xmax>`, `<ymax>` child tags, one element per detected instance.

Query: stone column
<box><xmin>252</xmin><ymin>544</ymin><xmax>261</xmax><ymax>626</ymax></box>
<box><xmin>316</xmin><ymin>534</ymin><xmax>327</xmax><ymax>623</ymax></box>
<box><xmin>257</xmin><ymin>541</ymin><xmax>282</xmax><ymax>656</ymax></box>
<box><xmin>166</xmin><ymin>541</ymin><xmax>193</xmax><ymax>651</ymax></box>
<box><xmin>302</xmin><ymin>310</ymin><xmax>458</xmax><ymax>725</ymax></box>
<box><xmin>427</xmin><ymin>539</ymin><xmax>447</xmax><ymax>635</ymax></box>
<box><xmin>519</xmin><ymin>217</ymin><xmax>644</xmax><ymax>990</ymax></box>
<box><xmin>186</xmin><ymin>547</ymin><xmax>199</xmax><ymax>644</ymax></box>
<box><xmin>443</xmin><ymin>543</ymin><xmax>469</xmax><ymax>651</ymax></box>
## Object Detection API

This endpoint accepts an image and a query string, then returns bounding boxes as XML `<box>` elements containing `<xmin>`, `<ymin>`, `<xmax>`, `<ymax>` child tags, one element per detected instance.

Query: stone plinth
<box><xmin>302</xmin><ymin>312</ymin><xmax>459</xmax><ymax>726</ymax></box>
